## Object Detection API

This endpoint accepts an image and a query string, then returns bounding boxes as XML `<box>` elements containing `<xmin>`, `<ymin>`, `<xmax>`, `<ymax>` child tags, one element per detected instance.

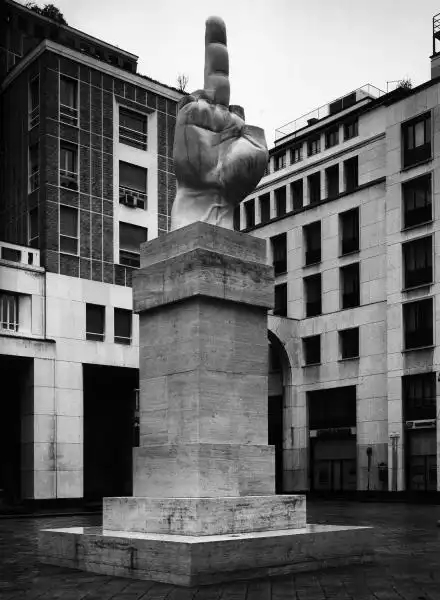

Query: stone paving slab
<box><xmin>1</xmin><ymin>500</ymin><xmax>440</xmax><ymax>599</ymax></box>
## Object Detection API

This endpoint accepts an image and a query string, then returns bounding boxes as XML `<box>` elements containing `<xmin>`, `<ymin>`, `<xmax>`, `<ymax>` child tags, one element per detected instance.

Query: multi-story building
<box><xmin>236</xmin><ymin>15</ymin><xmax>440</xmax><ymax>496</ymax></box>
<box><xmin>0</xmin><ymin>0</ymin><xmax>182</xmax><ymax>504</ymax></box>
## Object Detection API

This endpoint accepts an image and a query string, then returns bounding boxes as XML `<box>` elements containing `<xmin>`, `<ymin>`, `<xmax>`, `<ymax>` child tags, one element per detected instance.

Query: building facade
<box><xmin>0</xmin><ymin>0</ymin><xmax>182</xmax><ymax>503</ymax></box>
<box><xmin>237</xmin><ymin>47</ymin><xmax>440</xmax><ymax>494</ymax></box>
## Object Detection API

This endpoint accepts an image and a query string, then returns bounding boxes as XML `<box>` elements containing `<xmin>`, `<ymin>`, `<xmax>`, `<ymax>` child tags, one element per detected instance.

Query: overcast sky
<box><xmin>22</xmin><ymin>0</ymin><xmax>440</xmax><ymax>145</ymax></box>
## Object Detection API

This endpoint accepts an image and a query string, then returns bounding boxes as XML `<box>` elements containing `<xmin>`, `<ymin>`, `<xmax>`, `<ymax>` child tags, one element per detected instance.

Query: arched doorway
<box><xmin>268</xmin><ymin>332</ymin><xmax>290</xmax><ymax>494</ymax></box>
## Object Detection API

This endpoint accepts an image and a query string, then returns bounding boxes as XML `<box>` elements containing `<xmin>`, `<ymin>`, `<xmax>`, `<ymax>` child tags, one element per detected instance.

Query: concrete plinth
<box><xmin>39</xmin><ymin>223</ymin><xmax>374</xmax><ymax>584</ymax></box>
<box><xmin>39</xmin><ymin>524</ymin><xmax>374</xmax><ymax>587</ymax></box>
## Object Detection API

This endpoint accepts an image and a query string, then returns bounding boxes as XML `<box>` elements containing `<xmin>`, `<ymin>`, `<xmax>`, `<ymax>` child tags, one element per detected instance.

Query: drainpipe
<box><xmin>389</xmin><ymin>433</ymin><xmax>400</xmax><ymax>492</ymax></box>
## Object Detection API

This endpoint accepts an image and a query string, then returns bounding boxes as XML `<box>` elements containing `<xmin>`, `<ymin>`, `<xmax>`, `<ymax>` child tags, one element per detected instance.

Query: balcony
<box><xmin>119</xmin><ymin>187</ymin><xmax>147</xmax><ymax>210</ymax></box>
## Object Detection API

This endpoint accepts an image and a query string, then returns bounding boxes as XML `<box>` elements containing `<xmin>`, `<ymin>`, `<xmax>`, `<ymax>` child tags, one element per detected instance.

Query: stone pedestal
<box><xmin>39</xmin><ymin>223</ymin><xmax>374</xmax><ymax>585</ymax></box>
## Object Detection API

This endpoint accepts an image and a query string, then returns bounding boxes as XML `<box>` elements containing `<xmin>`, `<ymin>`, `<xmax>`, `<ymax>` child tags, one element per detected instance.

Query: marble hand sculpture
<box><xmin>170</xmin><ymin>16</ymin><xmax>269</xmax><ymax>230</ymax></box>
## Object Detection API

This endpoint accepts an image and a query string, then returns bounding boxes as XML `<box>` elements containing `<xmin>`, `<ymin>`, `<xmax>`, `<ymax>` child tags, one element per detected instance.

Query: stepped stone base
<box><xmin>103</xmin><ymin>495</ymin><xmax>306</xmax><ymax>536</ymax></box>
<box><xmin>39</xmin><ymin>524</ymin><xmax>374</xmax><ymax>587</ymax></box>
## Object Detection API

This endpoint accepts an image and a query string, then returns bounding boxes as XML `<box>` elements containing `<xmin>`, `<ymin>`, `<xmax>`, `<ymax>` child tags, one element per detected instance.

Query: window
<box><xmin>86</xmin><ymin>304</ymin><xmax>105</xmax><ymax>341</ymax></box>
<box><xmin>340</xmin><ymin>208</ymin><xmax>359</xmax><ymax>255</ymax></box>
<box><xmin>344</xmin><ymin>156</ymin><xmax>358</xmax><ymax>192</ymax></box>
<box><xmin>308</xmin><ymin>386</ymin><xmax>356</xmax><ymax>429</ymax></box>
<box><xmin>308</xmin><ymin>135</ymin><xmax>320</xmax><ymax>156</ymax></box>
<box><xmin>60</xmin><ymin>143</ymin><xmax>78</xmax><ymax>190</ymax></box>
<box><xmin>119</xmin><ymin>108</ymin><xmax>148</xmax><ymax>150</ymax></box>
<box><xmin>29</xmin><ymin>143</ymin><xmax>39</xmax><ymax>192</ymax></box>
<box><xmin>291</xmin><ymin>180</ymin><xmax>303</xmax><ymax>210</ymax></box>
<box><xmin>304</xmin><ymin>221</ymin><xmax>321</xmax><ymax>265</ymax></box>
<box><xmin>0</xmin><ymin>292</ymin><xmax>18</xmax><ymax>332</ymax></box>
<box><xmin>341</xmin><ymin>263</ymin><xmax>360</xmax><ymax>309</ymax></box>
<box><xmin>59</xmin><ymin>205</ymin><xmax>78</xmax><ymax>254</ymax></box>
<box><xmin>303</xmin><ymin>335</ymin><xmax>320</xmax><ymax>365</ymax></box>
<box><xmin>119</xmin><ymin>162</ymin><xmax>147</xmax><ymax>209</ymax></box>
<box><xmin>403</xmin><ymin>298</ymin><xmax>433</xmax><ymax>350</ymax></box>
<box><xmin>29</xmin><ymin>75</ymin><xmax>39</xmax><ymax>129</ymax></box>
<box><xmin>403</xmin><ymin>174</ymin><xmax>432</xmax><ymax>228</ymax></box>
<box><xmin>114</xmin><ymin>308</ymin><xmax>132</xmax><ymax>344</ymax></box>
<box><xmin>343</xmin><ymin>117</ymin><xmax>358</xmax><ymax>141</ymax></box>
<box><xmin>326</xmin><ymin>164</ymin><xmax>339</xmax><ymax>199</ymax></box>
<box><xmin>304</xmin><ymin>274</ymin><xmax>322</xmax><ymax>317</ymax></box>
<box><xmin>1</xmin><ymin>247</ymin><xmax>21</xmax><ymax>262</ymax></box>
<box><xmin>28</xmin><ymin>207</ymin><xmax>39</xmax><ymax>247</ymax></box>
<box><xmin>274</xmin><ymin>152</ymin><xmax>286</xmax><ymax>171</ymax></box>
<box><xmin>244</xmin><ymin>199</ymin><xmax>255</xmax><ymax>228</ymax></box>
<box><xmin>308</xmin><ymin>172</ymin><xmax>321</xmax><ymax>205</ymax></box>
<box><xmin>119</xmin><ymin>222</ymin><xmax>148</xmax><ymax>268</ymax></box>
<box><xmin>275</xmin><ymin>187</ymin><xmax>286</xmax><ymax>217</ymax></box>
<box><xmin>402</xmin><ymin>112</ymin><xmax>431</xmax><ymax>168</ymax></box>
<box><xmin>260</xmin><ymin>193</ymin><xmax>270</xmax><ymax>224</ymax></box>
<box><xmin>403</xmin><ymin>236</ymin><xmax>432</xmax><ymax>289</ymax></box>
<box><xmin>403</xmin><ymin>373</ymin><xmax>436</xmax><ymax>421</ymax></box>
<box><xmin>291</xmin><ymin>145</ymin><xmax>302</xmax><ymax>164</ymax></box>
<box><xmin>340</xmin><ymin>328</ymin><xmax>359</xmax><ymax>359</ymax></box>
<box><xmin>59</xmin><ymin>76</ymin><xmax>78</xmax><ymax>126</ymax></box>
<box><xmin>273</xmin><ymin>283</ymin><xmax>287</xmax><ymax>316</ymax></box>
<box><xmin>325</xmin><ymin>126</ymin><xmax>339</xmax><ymax>149</ymax></box>
<box><xmin>271</xmin><ymin>233</ymin><xmax>287</xmax><ymax>275</ymax></box>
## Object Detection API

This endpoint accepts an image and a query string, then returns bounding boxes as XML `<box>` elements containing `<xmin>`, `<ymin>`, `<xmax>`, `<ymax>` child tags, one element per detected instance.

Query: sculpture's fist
<box><xmin>171</xmin><ymin>17</ymin><xmax>269</xmax><ymax>230</ymax></box>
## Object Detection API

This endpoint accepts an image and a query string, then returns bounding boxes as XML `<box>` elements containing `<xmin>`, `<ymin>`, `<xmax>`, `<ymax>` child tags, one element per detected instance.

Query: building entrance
<box><xmin>311</xmin><ymin>438</ymin><xmax>357</xmax><ymax>491</ymax></box>
<box><xmin>83</xmin><ymin>364</ymin><xmax>138</xmax><ymax>500</ymax></box>
<box><xmin>406</xmin><ymin>429</ymin><xmax>436</xmax><ymax>491</ymax></box>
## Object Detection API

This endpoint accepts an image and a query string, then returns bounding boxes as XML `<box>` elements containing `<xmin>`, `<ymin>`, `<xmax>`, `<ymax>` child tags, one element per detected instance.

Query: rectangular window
<box><xmin>29</xmin><ymin>143</ymin><xmax>39</xmax><ymax>192</ymax></box>
<box><xmin>403</xmin><ymin>174</ymin><xmax>432</xmax><ymax>228</ymax></box>
<box><xmin>402</xmin><ymin>112</ymin><xmax>431</xmax><ymax>168</ymax></box>
<box><xmin>344</xmin><ymin>156</ymin><xmax>358</xmax><ymax>192</ymax></box>
<box><xmin>244</xmin><ymin>199</ymin><xmax>255</xmax><ymax>228</ymax></box>
<box><xmin>275</xmin><ymin>187</ymin><xmax>286</xmax><ymax>217</ymax></box>
<box><xmin>260</xmin><ymin>193</ymin><xmax>270</xmax><ymax>224</ymax></box>
<box><xmin>403</xmin><ymin>298</ymin><xmax>433</xmax><ymax>350</ymax></box>
<box><xmin>119</xmin><ymin>107</ymin><xmax>148</xmax><ymax>150</ymax></box>
<box><xmin>403</xmin><ymin>373</ymin><xmax>436</xmax><ymax>421</ymax></box>
<box><xmin>28</xmin><ymin>207</ymin><xmax>39</xmax><ymax>247</ymax></box>
<box><xmin>343</xmin><ymin>117</ymin><xmax>358</xmax><ymax>141</ymax></box>
<box><xmin>60</xmin><ymin>76</ymin><xmax>78</xmax><ymax>126</ymax></box>
<box><xmin>304</xmin><ymin>274</ymin><xmax>322</xmax><ymax>317</ymax></box>
<box><xmin>340</xmin><ymin>208</ymin><xmax>359</xmax><ymax>255</ymax></box>
<box><xmin>291</xmin><ymin>180</ymin><xmax>303</xmax><ymax>210</ymax></box>
<box><xmin>274</xmin><ymin>283</ymin><xmax>287</xmax><ymax>317</ymax></box>
<box><xmin>114</xmin><ymin>308</ymin><xmax>132</xmax><ymax>344</ymax></box>
<box><xmin>308</xmin><ymin>135</ymin><xmax>321</xmax><ymax>157</ymax></box>
<box><xmin>339</xmin><ymin>328</ymin><xmax>359</xmax><ymax>359</ymax></box>
<box><xmin>341</xmin><ymin>263</ymin><xmax>360</xmax><ymax>309</ymax></box>
<box><xmin>60</xmin><ymin>143</ymin><xmax>78</xmax><ymax>190</ymax></box>
<box><xmin>304</xmin><ymin>221</ymin><xmax>321</xmax><ymax>265</ymax></box>
<box><xmin>326</xmin><ymin>164</ymin><xmax>339</xmax><ymax>199</ymax></box>
<box><xmin>29</xmin><ymin>75</ymin><xmax>39</xmax><ymax>129</ymax></box>
<box><xmin>291</xmin><ymin>145</ymin><xmax>302</xmax><ymax>164</ymax></box>
<box><xmin>271</xmin><ymin>233</ymin><xmax>287</xmax><ymax>275</ymax></box>
<box><xmin>303</xmin><ymin>335</ymin><xmax>321</xmax><ymax>365</ymax></box>
<box><xmin>119</xmin><ymin>161</ymin><xmax>148</xmax><ymax>209</ymax></box>
<box><xmin>59</xmin><ymin>205</ymin><xmax>78</xmax><ymax>254</ymax></box>
<box><xmin>274</xmin><ymin>152</ymin><xmax>286</xmax><ymax>171</ymax></box>
<box><xmin>403</xmin><ymin>236</ymin><xmax>433</xmax><ymax>289</ymax></box>
<box><xmin>86</xmin><ymin>304</ymin><xmax>105</xmax><ymax>341</ymax></box>
<box><xmin>325</xmin><ymin>126</ymin><xmax>339</xmax><ymax>149</ymax></box>
<box><xmin>308</xmin><ymin>172</ymin><xmax>321</xmax><ymax>205</ymax></box>
<box><xmin>0</xmin><ymin>292</ymin><xmax>18</xmax><ymax>332</ymax></box>
<box><xmin>119</xmin><ymin>222</ymin><xmax>148</xmax><ymax>268</ymax></box>
<box><xmin>308</xmin><ymin>386</ymin><xmax>356</xmax><ymax>429</ymax></box>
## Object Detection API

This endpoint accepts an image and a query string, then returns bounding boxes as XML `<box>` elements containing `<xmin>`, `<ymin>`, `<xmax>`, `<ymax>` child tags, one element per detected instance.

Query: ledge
<box><xmin>401</xmin><ymin>220</ymin><xmax>433</xmax><ymax>233</ymax></box>
<box><xmin>401</xmin><ymin>282</ymin><xmax>433</xmax><ymax>293</ymax></box>
<box><xmin>338</xmin><ymin>356</ymin><xmax>360</xmax><ymax>362</ymax></box>
<box><xmin>401</xmin><ymin>158</ymin><xmax>432</xmax><ymax>173</ymax></box>
<box><xmin>402</xmin><ymin>345</ymin><xmax>435</xmax><ymax>353</ymax></box>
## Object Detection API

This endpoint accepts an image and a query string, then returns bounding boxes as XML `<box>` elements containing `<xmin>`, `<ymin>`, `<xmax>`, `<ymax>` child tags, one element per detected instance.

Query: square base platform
<box><xmin>39</xmin><ymin>523</ymin><xmax>374</xmax><ymax>587</ymax></box>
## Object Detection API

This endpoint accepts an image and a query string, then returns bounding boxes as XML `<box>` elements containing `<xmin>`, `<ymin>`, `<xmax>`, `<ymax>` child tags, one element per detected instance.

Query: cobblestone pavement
<box><xmin>1</xmin><ymin>500</ymin><xmax>440</xmax><ymax>600</ymax></box>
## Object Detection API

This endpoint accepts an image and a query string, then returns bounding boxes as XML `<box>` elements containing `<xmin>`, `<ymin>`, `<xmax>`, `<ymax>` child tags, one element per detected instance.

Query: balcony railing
<box><xmin>119</xmin><ymin>125</ymin><xmax>148</xmax><ymax>151</ymax></box>
<box><xmin>119</xmin><ymin>186</ymin><xmax>147</xmax><ymax>210</ymax></box>
<box><xmin>60</xmin><ymin>169</ymin><xmax>78</xmax><ymax>190</ymax></box>
<box><xmin>29</xmin><ymin>106</ymin><xmax>40</xmax><ymax>129</ymax></box>
<box><xmin>60</xmin><ymin>104</ymin><xmax>78</xmax><ymax>127</ymax></box>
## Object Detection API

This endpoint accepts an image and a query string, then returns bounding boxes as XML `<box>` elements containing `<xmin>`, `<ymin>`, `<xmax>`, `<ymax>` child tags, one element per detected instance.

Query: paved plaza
<box><xmin>1</xmin><ymin>500</ymin><xmax>440</xmax><ymax>600</ymax></box>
